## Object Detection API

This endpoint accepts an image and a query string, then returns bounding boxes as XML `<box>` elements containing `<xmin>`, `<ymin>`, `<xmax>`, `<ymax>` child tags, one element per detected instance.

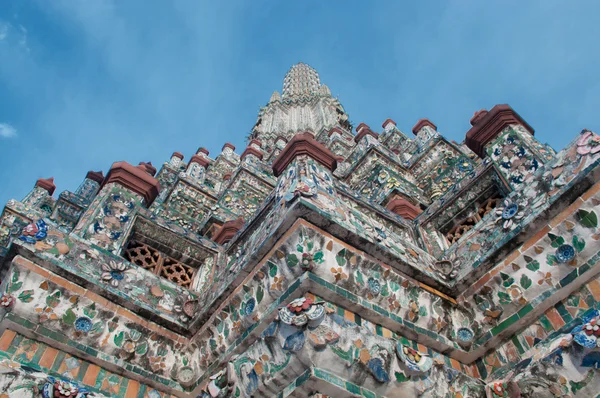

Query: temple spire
<box><xmin>251</xmin><ymin>62</ymin><xmax>351</xmax><ymax>142</ymax></box>
<box><xmin>282</xmin><ymin>62</ymin><xmax>321</xmax><ymax>99</ymax></box>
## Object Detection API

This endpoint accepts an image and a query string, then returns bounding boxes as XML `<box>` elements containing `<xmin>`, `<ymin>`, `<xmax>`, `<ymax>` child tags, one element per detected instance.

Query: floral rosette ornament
<box><xmin>173</xmin><ymin>295</ymin><xmax>198</xmax><ymax>323</ymax></box>
<box><xmin>115</xmin><ymin>329</ymin><xmax>148</xmax><ymax>359</ymax></box>
<box><xmin>0</xmin><ymin>294</ymin><xmax>15</xmax><ymax>311</ymax></box>
<box><xmin>577</xmin><ymin>129</ymin><xmax>600</xmax><ymax>156</ymax></box>
<box><xmin>41</xmin><ymin>377</ymin><xmax>90</xmax><ymax>398</ymax></box>
<box><xmin>101</xmin><ymin>261</ymin><xmax>129</xmax><ymax>287</ymax></box>
<box><xmin>300</xmin><ymin>252</ymin><xmax>315</xmax><ymax>271</ymax></box>
<box><xmin>490</xmin><ymin>382</ymin><xmax>509</xmax><ymax>397</ymax></box>
<box><xmin>54</xmin><ymin>380</ymin><xmax>78</xmax><ymax>397</ymax></box>
<box><xmin>396</xmin><ymin>343</ymin><xmax>433</xmax><ymax>374</ymax></box>
<box><xmin>571</xmin><ymin>310</ymin><xmax>600</xmax><ymax>348</ymax></box>
<box><xmin>278</xmin><ymin>297</ymin><xmax>325</xmax><ymax>327</ymax></box>
<box><xmin>432</xmin><ymin>257</ymin><xmax>458</xmax><ymax>281</ymax></box>
<box><xmin>18</xmin><ymin>219</ymin><xmax>48</xmax><ymax>244</ymax></box>
<box><xmin>493</xmin><ymin>199</ymin><xmax>525</xmax><ymax>230</ymax></box>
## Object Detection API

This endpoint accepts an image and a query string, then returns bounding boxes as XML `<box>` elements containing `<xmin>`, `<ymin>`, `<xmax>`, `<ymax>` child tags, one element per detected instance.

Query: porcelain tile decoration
<box><xmin>0</xmin><ymin>63</ymin><xmax>599</xmax><ymax>397</ymax></box>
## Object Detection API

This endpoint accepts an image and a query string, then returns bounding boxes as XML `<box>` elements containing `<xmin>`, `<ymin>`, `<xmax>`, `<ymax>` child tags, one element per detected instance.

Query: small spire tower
<box><xmin>250</xmin><ymin>62</ymin><xmax>351</xmax><ymax>145</ymax></box>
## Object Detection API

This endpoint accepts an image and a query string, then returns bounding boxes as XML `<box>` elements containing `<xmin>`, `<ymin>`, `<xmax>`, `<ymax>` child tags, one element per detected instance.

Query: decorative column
<box><xmin>169</xmin><ymin>152</ymin><xmax>184</xmax><ymax>168</ymax></box>
<box><xmin>354</xmin><ymin>123</ymin><xmax>379</xmax><ymax>146</ymax></box>
<box><xmin>382</xmin><ymin>119</ymin><xmax>397</xmax><ymax>133</ymax></box>
<box><xmin>381</xmin><ymin>118</ymin><xmax>411</xmax><ymax>151</ymax></box>
<box><xmin>465</xmin><ymin>104</ymin><xmax>554</xmax><ymax>188</ymax></box>
<box><xmin>73</xmin><ymin>161</ymin><xmax>160</xmax><ymax>253</ymax></box>
<box><xmin>221</xmin><ymin>143</ymin><xmax>236</xmax><ymax>158</ymax></box>
<box><xmin>412</xmin><ymin>118</ymin><xmax>437</xmax><ymax>142</ymax></box>
<box><xmin>74</xmin><ymin>171</ymin><xmax>105</xmax><ymax>204</ymax></box>
<box><xmin>269</xmin><ymin>136</ymin><xmax>288</xmax><ymax>162</ymax></box>
<box><xmin>22</xmin><ymin>177</ymin><xmax>56</xmax><ymax>208</ymax></box>
<box><xmin>272</xmin><ymin>132</ymin><xmax>338</xmax><ymax>217</ymax></box>
<box><xmin>51</xmin><ymin>171</ymin><xmax>105</xmax><ymax>229</ymax></box>
<box><xmin>275</xmin><ymin>136</ymin><xmax>288</xmax><ymax>150</ymax></box>
<box><xmin>249</xmin><ymin>139</ymin><xmax>262</xmax><ymax>151</ymax></box>
<box><xmin>240</xmin><ymin>146</ymin><xmax>263</xmax><ymax>166</ymax></box>
<box><xmin>328</xmin><ymin>127</ymin><xmax>343</xmax><ymax>141</ymax></box>
<box><xmin>152</xmin><ymin>154</ymin><xmax>183</xmax><ymax>207</ymax></box>
<box><xmin>186</xmin><ymin>154</ymin><xmax>209</xmax><ymax>185</ymax></box>
<box><xmin>219</xmin><ymin>172</ymin><xmax>232</xmax><ymax>194</ymax></box>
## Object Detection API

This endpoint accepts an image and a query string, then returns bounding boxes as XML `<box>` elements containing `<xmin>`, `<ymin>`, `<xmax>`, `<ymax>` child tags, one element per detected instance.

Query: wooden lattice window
<box><xmin>123</xmin><ymin>240</ymin><xmax>195</xmax><ymax>289</ymax></box>
<box><xmin>445</xmin><ymin>197</ymin><xmax>502</xmax><ymax>244</ymax></box>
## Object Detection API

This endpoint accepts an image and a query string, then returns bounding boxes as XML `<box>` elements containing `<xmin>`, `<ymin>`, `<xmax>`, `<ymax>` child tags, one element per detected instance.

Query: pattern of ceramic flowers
<box><xmin>432</xmin><ymin>258</ymin><xmax>458</xmax><ymax>281</ymax></box>
<box><xmin>491</xmin><ymin>382</ymin><xmax>508</xmax><ymax>397</ymax></box>
<box><xmin>571</xmin><ymin>310</ymin><xmax>600</xmax><ymax>348</ymax></box>
<box><xmin>494</xmin><ymin>199</ymin><xmax>525</xmax><ymax>230</ymax></box>
<box><xmin>279</xmin><ymin>297</ymin><xmax>325</xmax><ymax>327</ymax></box>
<box><xmin>54</xmin><ymin>380</ymin><xmax>78</xmax><ymax>397</ymax></box>
<box><xmin>119</xmin><ymin>329</ymin><xmax>148</xmax><ymax>358</ymax></box>
<box><xmin>101</xmin><ymin>261</ymin><xmax>129</xmax><ymax>287</ymax></box>
<box><xmin>386</xmin><ymin>177</ymin><xmax>402</xmax><ymax>190</ymax></box>
<box><xmin>396</xmin><ymin>343</ymin><xmax>433</xmax><ymax>373</ymax></box>
<box><xmin>18</xmin><ymin>219</ymin><xmax>48</xmax><ymax>244</ymax></box>
<box><xmin>577</xmin><ymin>129</ymin><xmax>600</xmax><ymax>155</ymax></box>
<box><xmin>0</xmin><ymin>294</ymin><xmax>15</xmax><ymax>309</ymax></box>
<box><xmin>300</xmin><ymin>253</ymin><xmax>314</xmax><ymax>271</ymax></box>
<box><xmin>287</xmin><ymin>297</ymin><xmax>313</xmax><ymax>313</ymax></box>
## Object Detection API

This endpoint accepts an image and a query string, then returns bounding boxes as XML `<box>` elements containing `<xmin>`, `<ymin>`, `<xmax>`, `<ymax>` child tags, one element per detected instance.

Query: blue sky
<box><xmin>1</xmin><ymin>1</ymin><xmax>599</xmax><ymax>207</ymax></box>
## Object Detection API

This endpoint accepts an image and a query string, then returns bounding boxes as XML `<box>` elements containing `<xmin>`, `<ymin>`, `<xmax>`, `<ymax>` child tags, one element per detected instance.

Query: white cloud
<box><xmin>0</xmin><ymin>123</ymin><xmax>17</xmax><ymax>138</ymax></box>
<box><xmin>18</xmin><ymin>24</ymin><xmax>29</xmax><ymax>52</ymax></box>
<box><xmin>0</xmin><ymin>22</ymin><xmax>8</xmax><ymax>41</ymax></box>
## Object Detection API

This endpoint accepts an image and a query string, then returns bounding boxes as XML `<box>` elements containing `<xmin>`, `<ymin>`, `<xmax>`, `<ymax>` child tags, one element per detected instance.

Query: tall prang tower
<box><xmin>0</xmin><ymin>63</ymin><xmax>600</xmax><ymax>398</ymax></box>
<box><xmin>251</xmin><ymin>63</ymin><xmax>351</xmax><ymax>140</ymax></box>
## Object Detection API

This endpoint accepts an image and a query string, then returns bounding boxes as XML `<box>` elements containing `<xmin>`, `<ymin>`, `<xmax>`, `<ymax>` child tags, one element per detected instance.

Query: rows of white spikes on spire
<box><xmin>282</xmin><ymin>62</ymin><xmax>321</xmax><ymax>99</ymax></box>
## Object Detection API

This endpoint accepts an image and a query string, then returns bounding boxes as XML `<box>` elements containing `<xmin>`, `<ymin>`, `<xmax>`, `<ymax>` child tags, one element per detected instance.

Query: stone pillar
<box><xmin>240</xmin><ymin>146</ymin><xmax>263</xmax><ymax>166</ymax></box>
<box><xmin>274</xmin><ymin>136</ymin><xmax>288</xmax><ymax>150</ymax></box>
<box><xmin>186</xmin><ymin>155</ymin><xmax>209</xmax><ymax>184</ymax></box>
<box><xmin>354</xmin><ymin>123</ymin><xmax>379</xmax><ymax>146</ymax></box>
<box><xmin>73</xmin><ymin>161</ymin><xmax>160</xmax><ymax>253</ymax></box>
<box><xmin>412</xmin><ymin>118</ymin><xmax>437</xmax><ymax>142</ymax></box>
<box><xmin>169</xmin><ymin>152</ymin><xmax>184</xmax><ymax>168</ymax></box>
<box><xmin>75</xmin><ymin>171</ymin><xmax>105</xmax><ymax>203</ymax></box>
<box><xmin>22</xmin><ymin>177</ymin><xmax>55</xmax><ymax>208</ymax></box>
<box><xmin>382</xmin><ymin>118</ymin><xmax>397</xmax><ymax>133</ymax></box>
<box><xmin>221</xmin><ymin>143</ymin><xmax>236</xmax><ymax>157</ymax></box>
<box><xmin>50</xmin><ymin>171</ymin><xmax>104</xmax><ymax>229</ymax></box>
<box><xmin>381</xmin><ymin>118</ymin><xmax>411</xmax><ymax>152</ymax></box>
<box><xmin>465</xmin><ymin>104</ymin><xmax>552</xmax><ymax>188</ymax></box>
<box><xmin>196</xmin><ymin>147</ymin><xmax>210</xmax><ymax>157</ymax></box>
<box><xmin>249</xmin><ymin>139</ymin><xmax>262</xmax><ymax>151</ymax></box>
<box><xmin>272</xmin><ymin>132</ymin><xmax>338</xmax><ymax>215</ymax></box>
<box><xmin>328</xmin><ymin>127</ymin><xmax>343</xmax><ymax>141</ymax></box>
<box><xmin>220</xmin><ymin>172</ymin><xmax>232</xmax><ymax>194</ymax></box>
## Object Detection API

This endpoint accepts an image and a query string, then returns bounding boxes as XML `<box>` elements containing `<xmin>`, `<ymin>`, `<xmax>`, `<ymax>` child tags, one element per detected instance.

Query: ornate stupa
<box><xmin>0</xmin><ymin>63</ymin><xmax>600</xmax><ymax>397</ymax></box>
